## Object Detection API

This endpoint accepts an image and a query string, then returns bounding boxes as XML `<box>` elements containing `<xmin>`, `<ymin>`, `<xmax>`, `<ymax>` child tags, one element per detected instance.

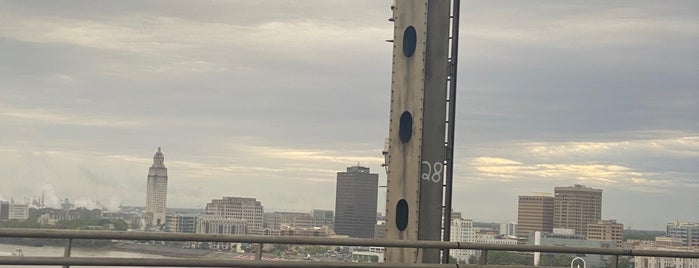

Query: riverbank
<box><xmin>109</xmin><ymin>242</ymin><xmax>213</xmax><ymax>258</ymax></box>
<box><xmin>0</xmin><ymin>239</ymin><xmax>212</xmax><ymax>258</ymax></box>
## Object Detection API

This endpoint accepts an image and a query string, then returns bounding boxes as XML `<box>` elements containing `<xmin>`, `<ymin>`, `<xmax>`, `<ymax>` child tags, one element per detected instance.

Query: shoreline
<box><xmin>0</xmin><ymin>239</ymin><xmax>214</xmax><ymax>258</ymax></box>
<box><xmin>109</xmin><ymin>242</ymin><xmax>214</xmax><ymax>258</ymax></box>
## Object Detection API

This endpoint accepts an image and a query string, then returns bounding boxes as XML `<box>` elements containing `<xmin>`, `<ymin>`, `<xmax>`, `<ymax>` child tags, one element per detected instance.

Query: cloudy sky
<box><xmin>0</xmin><ymin>0</ymin><xmax>696</xmax><ymax>230</ymax></box>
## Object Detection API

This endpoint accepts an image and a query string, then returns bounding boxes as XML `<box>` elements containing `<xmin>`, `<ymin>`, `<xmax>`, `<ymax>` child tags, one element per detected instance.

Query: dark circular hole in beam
<box><xmin>396</xmin><ymin>199</ymin><xmax>409</xmax><ymax>231</ymax></box>
<box><xmin>403</xmin><ymin>26</ymin><xmax>417</xmax><ymax>57</ymax></box>
<box><xmin>399</xmin><ymin>111</ymin><xmax>413</xmax><ymax>143</ymax></box>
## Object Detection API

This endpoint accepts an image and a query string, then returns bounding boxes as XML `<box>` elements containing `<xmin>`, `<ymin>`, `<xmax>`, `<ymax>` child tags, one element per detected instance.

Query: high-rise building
<box><xmin>334</xmin><ymin>165</ymin><xmax>378</xmax><ymax>238</ymax></box>
<box><xmin>145</xmin><ymin>147</ymin><xmax>168</xmax><ymax>226</ymax></box>
<box><xmin>666</xmin><ymin>221</ymin><xmax>699</xmax><ymax>247</ymax></box>
<box><xmin>587</xmin><ymin>219</ymin><xmax>624</xmax><ymax>247</ymax></box>
<box><xmin>311</xmin><ymin>209</ymin><xmax>334</xmax><ymax>229</ymax></box>
<box><xmin>553</xmin><ymin>185</ymin><xmax>602</xmax><ymax>236</ymax></box>
<box><xmin>205</xmin><ymin>196</ymin><xmax>264</xmax><ymax>233</ymax></box>
<box><xmin>517</xmin><ymin>194</ymin><xmax>554</xmax><ymax>238</ymax></box>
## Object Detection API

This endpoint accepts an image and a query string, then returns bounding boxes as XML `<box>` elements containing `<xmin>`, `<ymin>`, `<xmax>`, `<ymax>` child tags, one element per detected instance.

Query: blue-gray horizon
<box><xmin>0</xmin><ymin>0</ymin><xmax>696</xmax><ymax>230</ymax></box>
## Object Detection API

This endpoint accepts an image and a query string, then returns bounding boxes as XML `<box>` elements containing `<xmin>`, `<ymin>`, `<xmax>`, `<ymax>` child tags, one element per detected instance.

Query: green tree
<box><xmin>304</xmin><ymin>245</ymin><xmax>327</xmax><ymax>255</ymax></box>
<box><xmin>0</xmin><ymin>219</ymin><xmax>41</xmax><ymax>228</ymax></box>
<box><xmin>604</xmin><ymin>256</ymin><xmax>633</xmax><ymax>268</ymax></box>
<box><xmin>468</xmin><ymin>255</ymin><xmax>478</xmax><ymax>264</ymax></box>
<box><xmin>539</xmin><ymin>253</ymin><xmax>575</xmax><ymax>266</ymax></box>
<box><xmin>487</xmin><ymin>251</ymin><xmax>533</xmax><ymax>266</ymax></box>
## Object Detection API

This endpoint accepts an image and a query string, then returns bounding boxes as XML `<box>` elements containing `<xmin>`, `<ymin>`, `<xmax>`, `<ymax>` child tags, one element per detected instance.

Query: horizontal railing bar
<box><xmin>1</xmin><ymin>228</ymin><xmax>697</xmax><ymax>259</ymax></box>
<box><xmin>456</xmin><ymin>242</ymin><xmax>699</xmax><ymax>258</ymax></box>
<box><xmin>0</xmin><ymin>257</ymin><xmax>457</xmax><ymax>268</ymax></box>
<box><xmin>0</xmin><ymin>228</ymin><xmax>454</xmax><ymax>249</ymax></box>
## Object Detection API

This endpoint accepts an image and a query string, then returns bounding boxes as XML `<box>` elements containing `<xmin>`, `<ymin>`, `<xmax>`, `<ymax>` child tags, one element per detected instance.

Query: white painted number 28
<box><xmin>421</xmin><ymin>161</ymin><xmax>443</xmax><ymax>183</ymax></box>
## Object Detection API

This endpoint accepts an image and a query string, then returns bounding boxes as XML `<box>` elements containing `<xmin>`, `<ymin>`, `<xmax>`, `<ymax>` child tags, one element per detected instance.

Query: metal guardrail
<box><xmin>1</xmin><ymin>228</ymin><xmax>697</xmax><ymax>267</ymax></box>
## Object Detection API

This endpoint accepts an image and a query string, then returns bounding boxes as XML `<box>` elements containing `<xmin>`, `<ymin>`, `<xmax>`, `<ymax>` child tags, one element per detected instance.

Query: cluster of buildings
<box><xmin>510</xmin><ymin>185</ymin><xmax>625</xmax><ymax>266</ymax></box>
<box><xmin>166</xmin><ymin>197</ymin><xmax>336</xmax><ymax>250</ymax></box>
<box><xmin>450</xmin><ymin>215</ymin><xmax>519</xmax><ymax>261</ymax></box>
<box><xmin>446</xmin><ymin>185</ymin><xmax>699</xmax><ymax>267</ymax></box>
<box><xmin>144</xmin><ymin>148</ymin><xmax>380</xmax><ymax>251</ymax></box>
<box><xmin>516</xmin><ymin>185</ymin><xmax>612</xmax><ymax>240</ymax></box>
<box><xmin>627</xmin><ymin>221</ymin><xmax>699</xmax><ymax>268</ymax></box>
<box><xmin>143</xmin><ymin>148</ymin><xmax>699</xmax><ymax>264</ymax></box>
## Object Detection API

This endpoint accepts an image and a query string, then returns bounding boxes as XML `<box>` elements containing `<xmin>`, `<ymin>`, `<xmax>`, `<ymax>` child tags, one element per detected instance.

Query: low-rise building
<box><xmin>311</xmin><ymin>209</ymin><xmax>334</xmax><ymax>229</ymax></box>
<box><xmin>352</xmin><ymin>247</ymin><xmax>384</xmax><ymax>263</ymax></box>
<box><xmin>530</xmin><ymin>230</ymin><xmax>617</xmax><ymax>267</ymax></box>
<box><xmin>633</xmin><ymin>242</ymin><xmax>699</xmax><ymax>268</ymax></box>
<box><xmin>269</xmin><ymin>212</ymin><xmax>313</xmax><ymax>230</ymax></box>
<box><xmin>166</xmin><ymin>213</ymin><xmax>198</xmax><ymax>233</ymax></box>
<box><xmin>586</xmin><ymin>219</ymin><xmax>624</xmax><ymax>247</ymax></box>
<box><xmin>666</xmin><ymin>221</ymin><xmax>699</xmax><ymax>247</ymax></box>
<box><xmin>8</xmin><ymin>202</ymin><xmax>29</xmax><ymax>220</ymax></box>
<box><xmin>37</xmin><ymin>210</ymin><xmax>81</xmax><ymax>226</ymax></box>
<box><xmin>196</xmin><ymin>215</ymin><xmax>247</xmax><ymax>235</ymax></box>
<box><xmin>450</xmin><ymin>217</ymin><xmax>477</xmax><ymax>262</ymax></box>
<box><xmin>196</xmin><ymin>215</ymin><xmax>248</xmax><ymax>251</ymax></box>
<box><xmin>279</xmin><ymin>226</ymin><xmax>331</xmax><ymax>237</ymax></box>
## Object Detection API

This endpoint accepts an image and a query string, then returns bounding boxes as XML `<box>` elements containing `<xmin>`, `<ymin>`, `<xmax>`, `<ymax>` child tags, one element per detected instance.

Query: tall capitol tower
<box><xmin>146</xmin><ymin>147</ymin><xmax>168</xmax><ymax>227</ymax></box>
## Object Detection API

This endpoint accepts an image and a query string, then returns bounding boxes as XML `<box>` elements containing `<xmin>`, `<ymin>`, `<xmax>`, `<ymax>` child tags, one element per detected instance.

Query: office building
<box><xmin>145</xmin><ymin>147</ymin><xmax>168</xmax><ymax>226</ymax></box>
<box><xmin>587</xmin><ymin>219</ymin><xmax>624</xmax><ymax>247</ymax></box>
<box><xmin>553</xmin><ymin>185</ymin><xmax>602</xmax><ymax>236</ymax></box>
<box><xmin>166</xmin><ymin>213</ymin><xmax>198</xmax><ymax>233</ymax></box>
<box><xmin>9</xmin><ymin>202</ymin><xmax>29</xmax><ymax>220</ymax></box>
<box><xmin>205</xmin><ymin>196</ymin><xmax>264</xmax><ymax>233</ymax></box>
<box><xmin>666</xmin><ymin>221</ymin><xmax>699</xmax><ymax>247</ymax></box>
<box><xmin>450</xmin><ymin>217</ymin><xmax>477</xmax><ymax>262</ymax></box>
<box><xmin>517</xmin><ymin>194</ymin><xmax>554</xmax><ymax>238</ymax></box>
<box><xmin>311</xmin><ymin>209</ymin><xmax>334</xmax><ymax>229</ymax></box>
<box><xmin>196</xmin><ymin>214</ymin><xmax>247</xmax><ymax>235</ymax></box>
<box><xmin>499</xmin><ymin>221</ymin><xmax>517</xmax><ymax>237</ymax></box>
<box><xmin>0</xmin><ymin>201</ymin><xmax>8</xmax><ymax>220</ymax></box>
<box><xmin>269</xmin><ymin>212</ymin><xmax>313</xmax><ymax>230</ymax></box>
<box><xmin>334</xmin><ymin>165</ymin><xmax>378</xmax><ymax>238</ymax></box>
<box><xmin>0</xmin><ymin>200</ymin><xmax>29</xmax><ymax>221</ymax></box>
<box><xmin>196</xmin><ymin>214</ymin><xmax>247</xmax><ymax>251</ymax></box>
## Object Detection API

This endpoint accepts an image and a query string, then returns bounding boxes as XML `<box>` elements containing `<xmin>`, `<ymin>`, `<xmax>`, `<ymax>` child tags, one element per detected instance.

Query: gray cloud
<box><xmin>0</xmin><ymin>0</ymin><xmax>696</xmax><ymax>229</ymax></box>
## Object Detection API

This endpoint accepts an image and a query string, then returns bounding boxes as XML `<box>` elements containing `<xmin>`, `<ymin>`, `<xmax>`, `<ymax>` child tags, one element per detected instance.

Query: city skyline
<box><xmin>0</xmin><ymin>1</ymin><xmax>697</xmax><ymax>230</ymax></box>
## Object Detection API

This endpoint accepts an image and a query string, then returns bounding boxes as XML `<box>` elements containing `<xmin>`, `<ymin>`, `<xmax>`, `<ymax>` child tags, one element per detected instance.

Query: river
<box><xmin>0</xmin><ymin>243</ymin><xmax>170</xmax><ymax>268</ymax></box>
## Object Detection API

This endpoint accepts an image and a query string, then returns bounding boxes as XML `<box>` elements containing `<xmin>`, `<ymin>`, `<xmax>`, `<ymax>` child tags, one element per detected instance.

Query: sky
<box><xmin>0</xmin><ymin>0</ymin><xmax>697</xmax><ymax>231</ymax></box>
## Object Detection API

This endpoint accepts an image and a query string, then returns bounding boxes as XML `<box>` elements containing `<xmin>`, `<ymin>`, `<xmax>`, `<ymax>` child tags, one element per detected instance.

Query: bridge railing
<box><xmin>1</xmin><ymin>228</ymin><xmax>697</xmax><ymax>267</ymax></box>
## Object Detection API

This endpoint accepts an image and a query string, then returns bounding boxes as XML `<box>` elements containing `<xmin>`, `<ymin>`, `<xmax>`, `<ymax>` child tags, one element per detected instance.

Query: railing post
<box><xmin>63</xmin><ymin>238</ymin><xmax>72</xmax><ymax>268</ymax></box>
<box><xmin>611</xmin><ymin>255</ymin><xmax>619</xmax><ymax>268</ymax></box>
<box><xmin>479</xmin><ymin>250</ymin><xmax>488</xmax><ymax>265</ymax></box>
<box><xmin>254</xmin><ymin>243</ymin><xmax>263</xmax><ymax>260</ymax></box>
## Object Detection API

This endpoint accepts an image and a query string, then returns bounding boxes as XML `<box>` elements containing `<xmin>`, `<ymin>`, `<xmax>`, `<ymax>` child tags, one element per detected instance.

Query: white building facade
<box><xmin>9</xmin><ymin>201</ymin><xmax>29</xmax><ymax>220</ymax></box>
<box><xmin>145</xmin><ymin>147</ymin><xmax>168</xmax><ymax>227</ymax></box>
<box><xmin>450</xmin><ymin>218</ymin><xmax>477</xmax><ymax>262</ymax></box>
<box><xmin>205</xmin><ymin>196</ymin><xmax>264</xmax><ymax>233</ymax></box>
